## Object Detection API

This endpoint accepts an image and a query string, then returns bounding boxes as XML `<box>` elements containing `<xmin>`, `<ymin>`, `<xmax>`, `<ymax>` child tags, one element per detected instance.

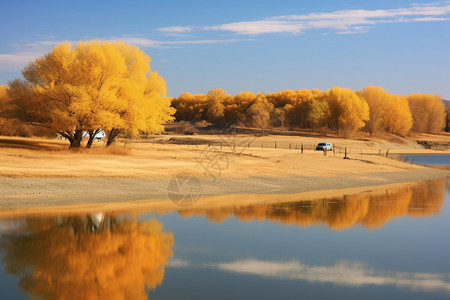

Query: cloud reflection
<box><xmin>168</xmin><ymin>258</ymin><xmax>450</xmax><ymax>294</ymax></box>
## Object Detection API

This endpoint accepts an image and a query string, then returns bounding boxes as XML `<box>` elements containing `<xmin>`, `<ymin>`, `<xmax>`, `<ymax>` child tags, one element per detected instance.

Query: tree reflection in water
<box><xmin>178</xmin><ymin>178</ymin><xmax>445</xmax><ymax>230</ymax></box>
<box><xmin>0</xmin><ymin>214</ymin><xmax>174</xmax><ymax>300</ymax></box>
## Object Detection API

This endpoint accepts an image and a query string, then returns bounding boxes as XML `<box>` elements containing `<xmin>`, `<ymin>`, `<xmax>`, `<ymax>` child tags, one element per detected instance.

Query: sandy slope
<box><xmin>0</xmin><ymin>135</ymin><xmax>448</xmax><ymax>211</ymax></box>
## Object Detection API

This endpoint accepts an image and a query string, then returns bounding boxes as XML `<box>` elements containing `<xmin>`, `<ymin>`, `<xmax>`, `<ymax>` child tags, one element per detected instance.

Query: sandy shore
<box><xmin>0</xmin><ymin>167</ymin><xmax>447</xmax><ymax>211</ymax></box>
<box><xmin>0</xmin><ymin>135</ymin><xmax>448</xmax><ymax>213</ymax></box>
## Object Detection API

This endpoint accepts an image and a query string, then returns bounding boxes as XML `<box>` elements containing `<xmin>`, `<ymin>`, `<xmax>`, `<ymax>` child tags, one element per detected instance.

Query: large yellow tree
<box><xmin>6</xmin><ymin>40</ymin><xmax>174</xmax><ymax>148</ymax></box>
<box><xmin>323</xmin><ymin>87</ymin><xmax>369</xmax><ymax>136</ymax></box>
<box><xmin>359</xmin><ymin>86</ymin><xmax>412</xmax><ymax>136</ymax></box>
<box><xmin>407</xmin><ymin>93</ymin><xmax>446</xmax><ymax>133</ymax></box>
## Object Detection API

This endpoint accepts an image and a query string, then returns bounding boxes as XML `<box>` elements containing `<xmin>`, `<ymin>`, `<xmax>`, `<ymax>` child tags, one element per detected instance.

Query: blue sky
<box><xmin>0</xmin><ymin>0</ymin><xmax>449</xmax><ymax>98</ymax></box>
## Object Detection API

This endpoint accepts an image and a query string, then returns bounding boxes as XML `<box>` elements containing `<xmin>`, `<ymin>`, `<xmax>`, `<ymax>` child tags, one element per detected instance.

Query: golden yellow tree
<box><xmin>6</xmin><ymin>40</ymin><xmax>174</xmax><ymax>148</ymax></box>
<box><xmin>0</xmin><ymin>85</ymin><xmax>14</xmax><ymax>135</ymax></box>
<box><xmin>358</xmin><ymin>86</ymin><xmax>389</xmax><ymax>135</ymax></box>
<box><xmin>359</xmin><ymin>86</ymin><xmax>412</xmax><ymax>136</ymax></box>
<box><xmin>323</xmin><ymin>87</ymin><xmax>369</xmax><ymax>136</ymax></box>
<box><xmin>0</xmin><ymin>215</ymin><xmax>174</xmax><ymax>300</ymax></box>
<box><xmin>383</xmin><ymin>94</ymin><xmax>412</xmax><ymax>136</ymax></box>
<box><xmin>247</xmin><ymin>92</ymin><xmax>273</xmax><ymax>135</ymax></box>
<box><xmin>408</xmin><ymin>93</ymin><xmax>446</xmax><ymax>133</ymax></box>
<box><xmin>205</xmin><ymin>88</ymin><xmax>230</xmax><ymax>127</ymax></box>
<box><xmin>0</xmin><ymin>85</ymin><xmax>35</xmax><ymax>136</ymax></box>
<box><xmin>226</xmin><ymin>91</ymin><xmax>256</xmax><ymax>125</ymax></box>
<box><xmin>172</xmin><ymin>92</ymin><xmax>207</xmax><ymax>122</ymax></box>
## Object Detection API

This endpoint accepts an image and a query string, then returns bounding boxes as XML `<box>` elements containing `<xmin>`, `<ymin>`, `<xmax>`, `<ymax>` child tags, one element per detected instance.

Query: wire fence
<box><xmin>174</xmin><ymin>139</ymin><xmax>395</xmax><ymax>158</ymax></box>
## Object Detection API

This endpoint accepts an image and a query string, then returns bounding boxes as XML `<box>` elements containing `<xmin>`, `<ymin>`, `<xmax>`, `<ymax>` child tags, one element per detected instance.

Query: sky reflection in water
<box><xmin>0</xmin><ymin>177</ymin><xmax>449</xmax><ymax>300</ymax></box>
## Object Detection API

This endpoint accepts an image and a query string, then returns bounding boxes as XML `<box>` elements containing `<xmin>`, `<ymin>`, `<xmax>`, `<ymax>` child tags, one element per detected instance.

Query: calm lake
<box><xmin>0</xmin><ymin>177</ymin><xmax>449</xmax><ymax>300</ymax></box>
<box><xmin>400</xmin><ymin>154</ymin><xmax>450</xmax><ymax>166</ymax></box>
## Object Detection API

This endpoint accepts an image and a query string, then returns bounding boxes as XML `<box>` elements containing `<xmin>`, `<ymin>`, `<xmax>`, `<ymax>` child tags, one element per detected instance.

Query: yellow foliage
<box><xmin>323</xmin><ymin>87</ymin><xmax>369</xmax><ymax>135</ymax></box>
<box><xmin>228</xmin><ymin>91</ymin><xmax>256</xmax><ymax>124</ymax></box>
<box><xmin>407</xmin><ymin>93</ymin><xmax>446</xmax><ymax>133</ymax></box>
<box><xmin>248</xmin><ymin>92</ymin><xmax>273</xmax><ymax>133</ymax></box>
<box><xmin>172</xmin><ymin>92</ymin><xmax>207</xmax><ymax>122</ymax></box>
<box><xmin>359</xmin><ymin>86</ymin><xmax>412</xmax><ymax>136</ymax></box>
<box><xmin>0</xmin><ymin>85</ymin><xmax>35</xmax><ymax>136</ymax></box>
<box><xmin>384</xmin><ymin>95</ymin><xmax>412</xmax><ymax>136</ymax></box>
<box><xmin>205</xmin><ymin>88</ymin><xmax>230</xmax><ymax>127</ymax></box>
<box><xmin>7</xmin><ymin>40</ymin><xmax>174</xmax><ymax>147</ymax></box>
<box><xmin>0</xmin><ymin>215</ymin><xmax>174</xmax><ymax>300</ymax></box>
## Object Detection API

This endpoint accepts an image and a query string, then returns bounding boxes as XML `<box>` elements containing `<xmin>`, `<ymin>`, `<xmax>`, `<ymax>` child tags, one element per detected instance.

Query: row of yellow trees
<box><xmin>0</xmin><ymin>40</ymin><xmax>446</xmax><ymax>148</ymax></box>
<box><xmin>172</xmin><ymin>87</ymin><xmax>446</xmax><ymax>136</ymax></box>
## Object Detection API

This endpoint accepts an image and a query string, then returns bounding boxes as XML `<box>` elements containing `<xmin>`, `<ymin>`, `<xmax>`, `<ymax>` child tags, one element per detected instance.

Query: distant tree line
<box><xmin>0</xmin><ymin>39</ymin><xmax>447</xmax><ymax>144</ymax></box>
<box><xmin>171</xmin><ymin>86</ymin><xmax>446</xmax><ymax>136</ymax></box>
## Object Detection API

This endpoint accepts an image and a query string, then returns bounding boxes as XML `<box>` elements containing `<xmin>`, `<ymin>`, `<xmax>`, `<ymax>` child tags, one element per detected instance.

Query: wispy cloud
<box><xmin>0</xmin><ymin>37</ymin><xmax>252</xmax><ymax>72</ymax></box>
<box><xmin>169</xmin><ymin>258</ymin><xmax>450</xmax><ymax>294</ymax></box>
<box><xmin>116</xmin><ymin>37</ymin><xmax>253</xmax><ymax>48</ymax></box>
<box><xmin>0</xmin><ymin>52</ymin><xmax>46</xmax><ymax>71</ymax></box>
<box><xmin>157</xmin><ymin>26</ymin><xmax>193</xmax><ymax>33</ymax></box>
<box><xmin>159</xmin><ymin>2</ymin><xmax>450</xmax><ymax>35</ymax></box>
<box><xmin>213</xmin><ymin>259</ymin><xmax>450</xmax><ymax>293</ymax></box>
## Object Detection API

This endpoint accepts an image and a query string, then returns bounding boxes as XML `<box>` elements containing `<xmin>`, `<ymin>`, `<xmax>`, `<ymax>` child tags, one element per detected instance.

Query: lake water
<box><xmin>0</xmin><ymin>177</ymin><xmax>449</xmax><ymax>300</ymax></box>
<box><xmin>399</xmin><ymin>154</ymin><xmax>450</xmax><ymax>166</ymax></box>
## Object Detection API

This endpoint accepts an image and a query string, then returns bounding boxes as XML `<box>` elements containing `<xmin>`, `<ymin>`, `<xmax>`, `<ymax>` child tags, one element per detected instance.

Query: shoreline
<box><xmin>0</xmin><ymin>167</ymin><xmax>448</xmax><ymax>216</ymax></box>
<box><xmin>0</xmin><ymin>135</ymin><xmax>449</xmax><ymax>215</ymax></box>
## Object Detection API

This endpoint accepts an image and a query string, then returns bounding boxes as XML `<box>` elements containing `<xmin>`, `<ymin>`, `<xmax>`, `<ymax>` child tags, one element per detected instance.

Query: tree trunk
<box><xmin>106</xmin><ymin>128</ymin><xmax>120</xmax><ymax>146</ymax></box>
<box><xmin>69</xmin><ymin>130</ymin><xmax>83</xmax><ymax>148</ymax></box>
<box><xmin>86</xmin><ymin>129</ymin><xmax>100</xmax><ymax>148</ymax></box>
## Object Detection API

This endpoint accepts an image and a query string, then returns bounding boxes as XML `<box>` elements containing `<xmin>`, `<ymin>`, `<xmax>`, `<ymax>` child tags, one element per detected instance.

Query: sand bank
<box><xmin>0</xmin><ymin>135</ymin><xmax>448</xmax><ymax>213</ymax></box>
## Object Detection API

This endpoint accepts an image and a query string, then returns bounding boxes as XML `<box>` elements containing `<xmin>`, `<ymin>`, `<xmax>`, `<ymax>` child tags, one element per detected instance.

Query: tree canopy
<box><xmin>170</xmin><ymin>86</ymin><xmax>446</xmax><ymax>136</ymax></box>
<box><xmin>408</xmin><ymin>93</ymin><xmax>446</xmax><ymax>133</ymax></box>
<box><xmin>6</xmin><ymin>40</ymin><xmax>174</xmax><ymax>148</ymax></box>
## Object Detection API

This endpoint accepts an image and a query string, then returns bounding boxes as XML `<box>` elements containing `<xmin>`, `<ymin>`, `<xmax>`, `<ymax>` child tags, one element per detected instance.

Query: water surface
<box><xmin>0</xmin><ymin>177</ymin><xmax>449</xmax><ymax>299</ymax></box>
<box><xmin>400</xmin><ymin>154</ymin><xmax>450</xmax><ymax>166</ymax></box>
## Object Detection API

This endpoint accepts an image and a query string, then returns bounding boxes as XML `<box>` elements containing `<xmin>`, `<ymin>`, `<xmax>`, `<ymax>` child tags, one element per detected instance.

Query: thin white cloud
<box><xmin>0</xmin><ymin>52</ymin><xmax>42</xmax><ymax>64</ymax></box>
<box><xmin>0</xmin><ymin>52</ymin><xmax>45</xmax><ymax>71</ymax></box>
<box><xmin>167</xmin><ymin>259</ymin><xmax>191</xmax><ymax>267</ymax></box>
<box><xmin>157</xmin><ymin>26</ymin><xmax>193</xmax><ymax>33</ymax></box>
<box><xmin>0</xmin><ymin>37</ymin><xmax>252</xmax><ymax>72</ymax></box>
<box><xmin>192</xmin><ymin>2</ymin><xmax>450</xmax><ymax>35</ymax></box>
<box><xmin>118</xmin><ymin>37</ymin><xmax>252</xmax><ymax>48</ymax></box>
<box><xmin>205</xmin><ymin>20</ymin><xmax>304</xmax><ymax>35</ymax></box>
<box><xmin>187</xmin><ymin>259</ymin><xmax>450</xmax><ymax>294</ymax></box>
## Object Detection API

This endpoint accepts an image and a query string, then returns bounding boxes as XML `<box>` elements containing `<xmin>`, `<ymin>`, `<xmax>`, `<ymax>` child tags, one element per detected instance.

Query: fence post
<box><xmin>301</xmin><ymin>143</ymin><xmax>303</xmax><ymax>153</ymax></box>
<box><xmin>344</xmin><ymin>147</ymin><xmax>348</xmax><ymax>159</ymax></box>
<box><xmin>275</xmin><ymin>141</ymin><xmax>277</xmax><ymax>149</ymax></box>
<box><xmin>289</xmin><ymin>143</ymin><xmax>292</xmax><ymax>149</ymax></box>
